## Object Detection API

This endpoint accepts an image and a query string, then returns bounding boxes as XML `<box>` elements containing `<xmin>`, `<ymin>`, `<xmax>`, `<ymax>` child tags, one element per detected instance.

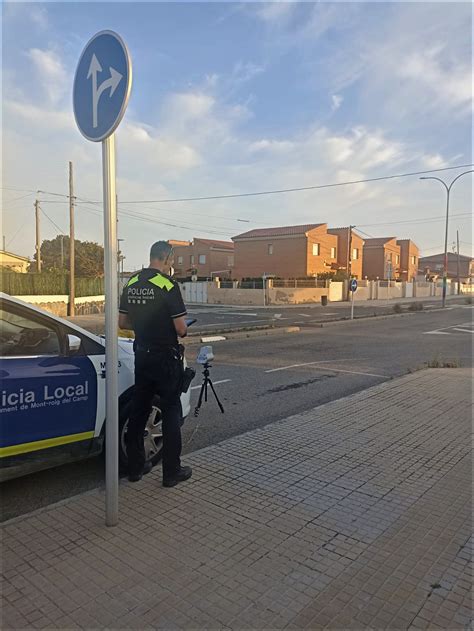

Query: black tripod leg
<box><xmin>207</xmin><ymin>378</ymin><xmax>225</xmax><ymax>414</ymax></box>
<box><xmin>194</xmin><ymin>381</ymin><xmax>206</xmax><ymax>416</ymax></box>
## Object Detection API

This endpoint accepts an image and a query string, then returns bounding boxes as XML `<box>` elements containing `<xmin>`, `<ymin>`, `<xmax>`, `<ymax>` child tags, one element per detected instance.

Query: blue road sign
<box><xmin>73</xmin><ymin>31</ymin><xmax>132</xmax><ymax>142</ymax></box>
<box><xmin>350</xmin><ymin>279</ymin><xmax>358</xmax><ymax>292</ymax></box>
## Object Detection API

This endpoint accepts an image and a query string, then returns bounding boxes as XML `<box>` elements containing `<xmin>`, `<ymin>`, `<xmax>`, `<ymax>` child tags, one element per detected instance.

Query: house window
<box><xmin>228</xmin><ymin>256</ymin><xmax>234</xmax><ymax>266</ymax></box>
<box><xmin>388</xmin><ymin>253</ymin><xmax>393</xmax><ymax>262</ymax></box>
<box><xmin>330</xmin><ymin>247</ymin><xmax>337</xmax><ymax>259</ymax></box>
<box><xmin>312</xmin><ymin>244</ymin><xmax>320</xmax><ymax>256</ymax></box>
<box><xmin>352</xmin><ymin>248</ymin><xmax>359</xmax><ymax>260</ymax></box>
<box><xmin>395</xmin><ymin>254</ymin><xmax>400</xmax><ymax>264</ymax></box>
<box><xmin>199</xmin><ymin>254</ymin><xmax>206</xmax><ymax>264</ymax></box>
<box><xmin>190</xmin><ymin>255</ymin><xmax>195</xmax><ymax>265</ymax></box>
<box><xmin>268</xmin><ymin>244</ymin><xmax>273</xmax><ymax>255</ymax></box>
<box><xmin>177</xmin><ymin>256</ymin><xmax>183</xmax><ymax>265</ymax></box>
<box><xmin>411</xmin><ymin>255</ymin><xmax>417</xmax><ymax>265</ymax></box>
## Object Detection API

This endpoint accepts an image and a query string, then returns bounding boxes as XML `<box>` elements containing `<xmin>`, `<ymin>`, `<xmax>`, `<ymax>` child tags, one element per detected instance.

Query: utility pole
<box><xmin>346</xmin><ymin>225</ymin><xmax>353</xmax><ymax>300</ymax></box>
<box><xmin>69</xmin><ymin>162</ymin><xmax>75</xmax><ymax>316</ymax></box>
<box><xmin>2</xmin><ymin>235</ymin><xmax>5</xmax><ymax>251</ymax></box>
<box><xmin>35</xmin><ymin>199</ymin><xmax>41</xmax><ymax>272</ymax></box>
<box><xmin>456</xmin><ymin>230</ymin><xmax>461</xmax><ymax>295</ymax></box>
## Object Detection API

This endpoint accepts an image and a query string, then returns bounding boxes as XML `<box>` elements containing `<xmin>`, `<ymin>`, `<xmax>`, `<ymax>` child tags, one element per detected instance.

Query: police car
<box><xmin>0</xmin><ymin>293</ymin><xmax>192</xmax><ymax>482</ymax></box>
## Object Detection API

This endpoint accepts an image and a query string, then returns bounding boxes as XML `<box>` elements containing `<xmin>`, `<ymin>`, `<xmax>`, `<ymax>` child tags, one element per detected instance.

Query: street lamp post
<box><xmin>420</xmin><ymin>170</ymin><xmax>473</xmax><ymax>307</ymax></box>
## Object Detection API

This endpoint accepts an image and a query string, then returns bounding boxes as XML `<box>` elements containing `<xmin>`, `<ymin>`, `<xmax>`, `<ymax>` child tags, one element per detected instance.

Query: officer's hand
<box><xmin>173</xmin><ymin>316</ymin><xmax>188</xmax><ymax>338</ymax></box>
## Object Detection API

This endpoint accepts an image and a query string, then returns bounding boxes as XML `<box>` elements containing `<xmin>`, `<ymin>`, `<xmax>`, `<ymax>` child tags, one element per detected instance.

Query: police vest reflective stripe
<box><xmin>148</xmin><ymin>274</ymin><xmax>173</xmax><ymax>291</ymax></box>
<box><xmin>127</xmin><ymin>274</ymin><xmax>139</xmax><ymax>286</ymax></box>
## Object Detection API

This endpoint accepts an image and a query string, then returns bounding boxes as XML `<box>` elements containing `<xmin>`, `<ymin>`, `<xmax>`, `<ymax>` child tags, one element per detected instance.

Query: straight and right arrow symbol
<box><xmin>87</xmin><ymin>53</ymin><xmax>123</xmax><ymax>128</ymax></box>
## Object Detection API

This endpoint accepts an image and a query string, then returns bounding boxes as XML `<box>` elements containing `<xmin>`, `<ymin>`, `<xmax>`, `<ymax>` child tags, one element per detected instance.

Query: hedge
<box><xmin>0</xmin><ymin>272</ymin><xmax>104</xmax><ymax>297</ymax></box>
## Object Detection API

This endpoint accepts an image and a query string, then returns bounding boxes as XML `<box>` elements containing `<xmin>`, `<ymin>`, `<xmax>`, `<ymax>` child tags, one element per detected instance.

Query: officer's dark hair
<box><xmin>150</xmin><ymin>241</ymin><xmax>173</xmax><ymax>261</ymax></box>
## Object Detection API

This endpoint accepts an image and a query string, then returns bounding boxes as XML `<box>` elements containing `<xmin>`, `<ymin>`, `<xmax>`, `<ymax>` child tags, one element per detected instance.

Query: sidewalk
<box><xmin>2</xmin><ymin>369</ymin><xmax>472</xmax><ymax>630</ymax></box>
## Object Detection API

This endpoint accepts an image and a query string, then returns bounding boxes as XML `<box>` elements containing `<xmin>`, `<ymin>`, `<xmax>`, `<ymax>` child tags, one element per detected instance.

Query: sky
<box><xmin>2</xmin><ymin>1</ymin><xmax>473</xmax><ymax>270</ymax></box>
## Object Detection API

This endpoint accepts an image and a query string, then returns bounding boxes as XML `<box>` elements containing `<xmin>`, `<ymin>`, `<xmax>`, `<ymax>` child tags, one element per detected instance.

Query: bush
<box><xmin>393</xmin><ymin>303</ymin><xmax>403</xmax><ymax>313</ymax></box>
<box><xmin>408</xmin><ymin>301</ymin><xmax>424</xmax><ymax>311</ymax></box>
<box><xmin>465</xmin><ymin>296</ymin><xmax>473</xmax><ymax>304</ymax></box>
<box><xmin>0</xmin><ymin>271</ymin><xmax>104</xmax><ymax>297</ymax></box>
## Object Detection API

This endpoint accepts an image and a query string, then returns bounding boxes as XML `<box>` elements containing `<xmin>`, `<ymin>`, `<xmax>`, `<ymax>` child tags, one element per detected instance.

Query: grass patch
<box><xmin>408</xmin><ymin>301</ymin><xmax>424</xmax><ymax>311</ymax></box>
<box><xmin>393</xmin><ymin>303</ymin><xmax>403</xmax><ymax>314</ymax></box>
<box><xmin>426</xmin><ymin>357</ymin><xmax>460</xmax><ymax>368</ymax></box>
<box><xmin>465</xmin><ymin>296</ymin><xmax>473</xmax><ymax>304</ymax></box>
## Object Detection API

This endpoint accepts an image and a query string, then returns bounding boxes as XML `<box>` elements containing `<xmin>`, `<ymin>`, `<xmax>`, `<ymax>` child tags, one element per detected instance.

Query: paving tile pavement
<box><xmin>1</xmin><ymin>368</ymin><xmax>472</xmax><ymax>630</ymax></box>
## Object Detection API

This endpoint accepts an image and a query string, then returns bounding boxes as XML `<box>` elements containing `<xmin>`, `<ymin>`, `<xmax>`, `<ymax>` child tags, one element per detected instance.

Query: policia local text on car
<box><xmin>118</xmin><ymin>241</ymin><xmax>193</xmax><ymax>486</ymax></box>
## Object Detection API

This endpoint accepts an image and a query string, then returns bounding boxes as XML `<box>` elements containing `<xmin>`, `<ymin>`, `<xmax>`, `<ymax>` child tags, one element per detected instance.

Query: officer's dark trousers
<box><xmin>127</xmin><ymin>348</ymin><xmax>182</xmax><ymax>478</ymax></box>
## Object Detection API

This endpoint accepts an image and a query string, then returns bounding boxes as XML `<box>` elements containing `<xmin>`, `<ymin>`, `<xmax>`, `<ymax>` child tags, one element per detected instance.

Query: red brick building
<box><xmin>171</xmin><ymin>238</ymin><xmax>234</xmax><ymax>279</ymax></box>
<box><xmin>327</xmin><ymin>228</ymin><xmax>365</xmax><ymax>279</ymax></box>
<box><xmin>232</xmin><ymin>224</ymin><xmax>339</xmax><ymax>280</ymax></box>
<box><xmin>362</xmin><ymin>237</ymin><xmax>401</xmax><ymax>280</ymax></box>
<box><xmin>397</xmin><ymin>239</ymin><xmax>420</xmax><ymax>281</ymax></box>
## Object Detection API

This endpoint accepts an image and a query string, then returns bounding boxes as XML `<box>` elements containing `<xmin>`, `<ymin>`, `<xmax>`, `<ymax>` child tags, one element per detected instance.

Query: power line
<box><xmin>40</xmin><ymin>207</ymin><xmax>66</xmax><ymax>234</ymax></box>
<box><xmin>356</xmin><ymin>212</ymin><xmax>471</xmax><ymax>229</ymax></box>
<box><xmin>1</xmin><ymin>192</ymin><xmax>35</xmax><ymax>203</ymax></box>
<box><xmin>119</xmin><ymin>164</ymin><xmax>474</xmax><ymax>204</ymax></box>
<box><xmin>3</xmin><ymin>162</ymin><xmax>472</xmax><ymax>205</ymax></box>
<box><xmin>74</xmin><ymin>201</ymin><xmax>236</xmax><ymax>237</ymax></box>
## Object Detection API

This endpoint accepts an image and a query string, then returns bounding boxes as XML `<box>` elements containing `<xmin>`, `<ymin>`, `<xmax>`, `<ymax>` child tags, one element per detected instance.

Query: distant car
<box><xmin>0</xmin><ymin>293</ymin><xmax>191</xmax><ymax>482</ymax></box>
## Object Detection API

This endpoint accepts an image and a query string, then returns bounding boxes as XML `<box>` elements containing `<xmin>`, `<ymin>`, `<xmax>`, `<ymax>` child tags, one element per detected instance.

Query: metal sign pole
<box><xmin>102</xmin><ymin>134</ymin><xmax>119</xmax><ymax>527</ymax></box>
<box><xmin>351</xmin><ymin>287</ymin><xmax>354</xmax><ymax>320</ymax></box>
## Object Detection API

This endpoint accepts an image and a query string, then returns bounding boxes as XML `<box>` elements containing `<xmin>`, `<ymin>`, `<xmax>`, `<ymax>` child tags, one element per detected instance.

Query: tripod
<box><xmin>194</xmin><ymin>362</ymin><xmax>225</xmax><ymax>417</ymax></box>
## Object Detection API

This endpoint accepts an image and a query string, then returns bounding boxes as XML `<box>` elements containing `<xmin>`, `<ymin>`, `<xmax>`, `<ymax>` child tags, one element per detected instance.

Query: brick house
<box><xmin>419</xmin><ymin>252</ymin><xmax>474</xmax><ymax>283</ymax></box>
<box><xmin>327</xmin><ymin>228</ymin><xmax>365</xmax><ymax>279</ymax></box>
<box><xmin>171</xmin><ymin>238</ymin><xmax>234</xmax><ymax>279</ymax></box>
<box><xmin>397</xmin><ymin>239</ymin><xmax>420</xmax><ymax>281</ymax></box>
<box><xmin>362</xmin><ymin>237</ymin><xmax>401</xmax><ymax>280</ymax></box>
<box><xmin>232</xmin><ymin>223</ymin><xmax>339</xmax><ymax>279</ymax></box>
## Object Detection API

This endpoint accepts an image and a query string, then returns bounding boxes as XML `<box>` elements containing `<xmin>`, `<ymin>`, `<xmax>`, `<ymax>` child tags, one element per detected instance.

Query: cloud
<box><xmin>398</xmin><ymin>47</ymin><xmax>472</xmax><ymax>113</ymax></box>
<box><xmin>256</xmin><ymin>2</ymin><xmax>296</xmax><ymax>24</ymax></box>
<box><xmin>26</xmin><ymin>48</ymin><xmax>68</xmax><ymax>105</ymax></box>
<box><xmin>331</xmin><ymin>94</ymin><xmax>343</xmax><ymax>111</ymax></box>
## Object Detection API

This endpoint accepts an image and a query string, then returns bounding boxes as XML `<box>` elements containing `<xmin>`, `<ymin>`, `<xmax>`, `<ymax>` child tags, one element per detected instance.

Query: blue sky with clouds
<box><xmin>2</xmin><ymin>2</ymin><xmax>472</xmax><ymax>269</ymax></box>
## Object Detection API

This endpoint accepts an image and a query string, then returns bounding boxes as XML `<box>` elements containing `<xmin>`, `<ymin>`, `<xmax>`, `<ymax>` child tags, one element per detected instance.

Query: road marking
<box><xmin>191</xmin><ymin>379</ymin><xmax>231</xmax><ymax>390</ymax></box>
<box><xmin>298</xmin><ymin>313</ymin><xmax>311</xmax><ymax>317</ymax></box>
<box><xmin>423</xmin><ymin>330</ymin><xmax>451</xmax><ymax>335</ymax></box>
<box><xmin>424</xmin><ymin>321</ymin><xmax>473</xmax><ymax>335</ymax></box>
<box><xmin>265</xmin><ymin>359</ymin><xmax>361</xmax><ymax>373</ymax></box>
<box><xmin>201</xmin><ymin>335</ymin><xmax>227</xmax><ymax>342</ymax></box>
<box><xmin>198</xmin><ymin>319</ymin><xmax>268</xmax><ymax>328</ymax></box>
<box><xmin>310</xmin><ymin>366</ymin><xmax>389</xmax><ymax>379</ymax></box>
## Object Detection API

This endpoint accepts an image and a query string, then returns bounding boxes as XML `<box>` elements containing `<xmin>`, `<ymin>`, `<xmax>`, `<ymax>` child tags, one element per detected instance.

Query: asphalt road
<box><xmin>2</xmin><ymin>305</ymin><xmax>472</xmax><ymax>521</ymax></box>
<box><xmin>66</xmin><ymin>296</ymin><xmax>467</xmax><ymax>336</ymax></box>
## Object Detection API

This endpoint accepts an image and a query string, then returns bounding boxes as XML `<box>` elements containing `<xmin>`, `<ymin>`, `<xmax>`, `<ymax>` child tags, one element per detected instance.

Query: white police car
<box><xmin>0</xmin><ymin>293</ymin><xmax>191</xmax><ymax>481</ymax></box>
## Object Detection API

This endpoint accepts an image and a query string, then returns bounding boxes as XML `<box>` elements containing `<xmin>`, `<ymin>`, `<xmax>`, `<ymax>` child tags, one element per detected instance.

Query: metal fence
<box><xmin>272</xmin><ymin>279</ymin><xmax>329</xmax><ymax>288</ymax></box>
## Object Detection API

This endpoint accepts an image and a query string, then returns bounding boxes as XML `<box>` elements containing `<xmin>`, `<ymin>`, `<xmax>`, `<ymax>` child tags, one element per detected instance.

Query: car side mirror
<box><xmin>67</xmin><ymin>334</ymin><xmax>82</xmax><ymax>354</ymax></box>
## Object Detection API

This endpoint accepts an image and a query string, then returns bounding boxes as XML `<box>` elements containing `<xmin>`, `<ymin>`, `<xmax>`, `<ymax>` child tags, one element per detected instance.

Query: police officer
<box><xmin>118</xmin><ymin>241</ymin><xmax>192</xmax><ymax>487</ymax></box>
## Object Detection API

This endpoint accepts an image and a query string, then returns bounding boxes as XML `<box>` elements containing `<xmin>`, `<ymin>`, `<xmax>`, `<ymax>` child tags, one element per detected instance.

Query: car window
<box><xmin>0</xmin><ymin>307</ymin><xmax>61</xmax><ymax>357</ymax></box>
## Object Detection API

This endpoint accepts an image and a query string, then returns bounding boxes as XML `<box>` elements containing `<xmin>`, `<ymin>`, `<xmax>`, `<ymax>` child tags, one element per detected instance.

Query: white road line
<box><xmin>265</xmin><ymin>359</ymin><xmax>361</xmax><ymax>373</ymax></box>
<box><xmin>298</xmin><ymin>313</ymin><xmax>311</xmax><ymax>317</ymax></box>
<box><xmin>452</xmin><ymin>328</ymin><xmax>474</xmax><ymax>334</ymax></box>
<box><xmin>423</xmin><ymin>330</ymin><xmax>451</xmax><ymax>335</ymax></box>
<box><xmin>217</xmin><ymin>312</ymin><xmax>258</xmax><ymax>316</ymax></box>
<box><xmin>191</xmin><ymin>379</ymin><xmax>231</xmax><ymax>391</ymax></box>
<box><xmin>198</xmin><ymin>319</ymin><xmax>268</xmax><ymax>327</ymax></box>
<box><xmin>310</xmin><ymin>366</ymin><xmax>389</xmax><ymax>379</ymax></box>
<box><xmin>424</xmin><ymin>321</ymin><xmax>473</xmax><ymax>335</ymax></box>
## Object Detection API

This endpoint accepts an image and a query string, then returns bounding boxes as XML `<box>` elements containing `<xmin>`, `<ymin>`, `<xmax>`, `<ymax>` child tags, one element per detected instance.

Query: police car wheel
<box><xmin>119</xmin><ymin>395</ymin><xmax>164</xmax><ymax>471</ymax></box>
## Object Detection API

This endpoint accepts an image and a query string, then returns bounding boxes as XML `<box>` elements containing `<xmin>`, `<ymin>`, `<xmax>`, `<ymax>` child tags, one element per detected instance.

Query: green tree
<box><xmin>31</xmin><ymin>235</ymin><xmax>105</xmax><ymax>277</ymax></box>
